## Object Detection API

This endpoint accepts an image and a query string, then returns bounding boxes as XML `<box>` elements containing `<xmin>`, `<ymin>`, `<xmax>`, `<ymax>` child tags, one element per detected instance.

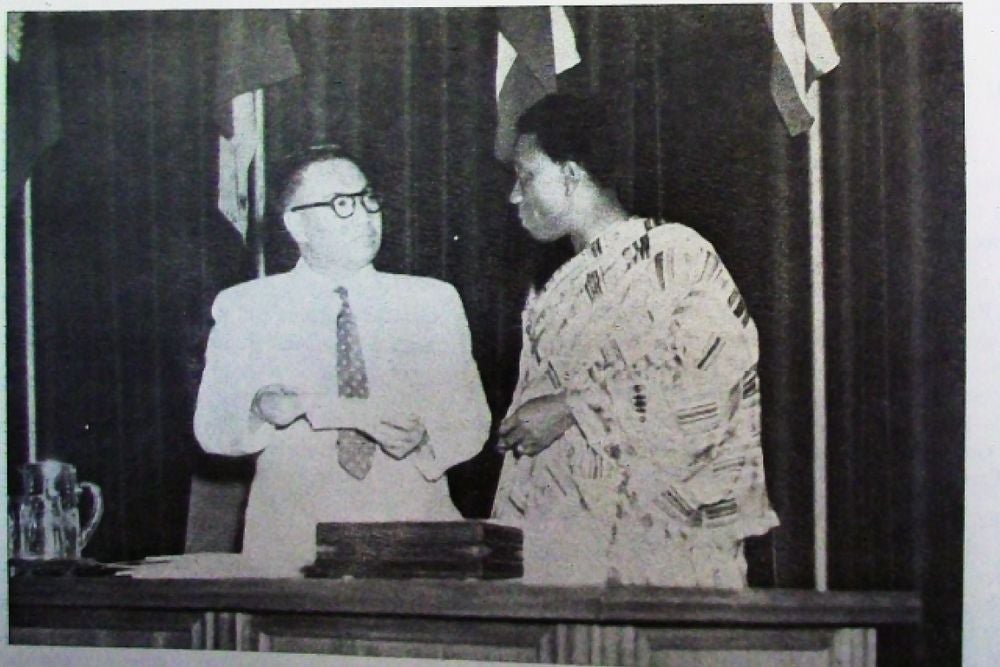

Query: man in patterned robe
<box><xmin>492</xmin><ymin>94</ymin><xmax>779</xmax><ymax>586</ymax></box>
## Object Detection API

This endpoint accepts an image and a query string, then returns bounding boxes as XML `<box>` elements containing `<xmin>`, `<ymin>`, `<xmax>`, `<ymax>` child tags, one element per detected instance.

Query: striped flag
<box><xmin>766</xmin><ymin>3</ymin><xmax>842</xmax><ymax>137</ymax></box>
<box><xmin>215</xmin><ymin>10</ymin><xmax>300</xmax><ymax>240</ymax></box>
<box><xmin>495</xmin><ymin>6</ymin><xmax>580</xmax><ymax>162</ymax></box>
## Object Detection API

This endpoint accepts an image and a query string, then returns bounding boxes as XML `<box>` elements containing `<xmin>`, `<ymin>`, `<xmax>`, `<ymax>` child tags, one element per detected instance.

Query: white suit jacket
<box><xmin>194</xmin><ymin>261</ymin><xmax>490</xmax><ymax>572</ymax></box>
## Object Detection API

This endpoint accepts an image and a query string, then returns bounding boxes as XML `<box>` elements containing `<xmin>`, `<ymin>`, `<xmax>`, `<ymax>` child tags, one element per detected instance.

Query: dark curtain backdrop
<box><xmin>823</xmin><ymin>5</ymin><xmax>964</xmax><ymax>665</ymax></box>
<box><xmin>6</xmin><ymin>7</ymin><xmax>964</xmax><ymax>664</ymax></box>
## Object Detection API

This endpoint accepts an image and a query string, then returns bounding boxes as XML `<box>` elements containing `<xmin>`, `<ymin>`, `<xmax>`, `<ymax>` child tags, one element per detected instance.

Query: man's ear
<box><xmin>561</xmin><ymin>161</ymin><xmax>583</xmax><ymax>196</ymax></box>
<box><xmin>283</xmin><ymin>211</ymin><xmax>306</xmax><ymax>245</ymax></box>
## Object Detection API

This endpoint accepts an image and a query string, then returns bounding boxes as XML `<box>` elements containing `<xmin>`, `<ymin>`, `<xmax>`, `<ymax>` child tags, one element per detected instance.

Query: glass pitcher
<box><xmin>8</xmin><ymin>460</ymin><xmax>104</xmax><ymax>561</ymax></box>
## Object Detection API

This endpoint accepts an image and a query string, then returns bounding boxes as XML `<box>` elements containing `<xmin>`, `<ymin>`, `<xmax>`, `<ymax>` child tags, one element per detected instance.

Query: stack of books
<box><xmin>305</xmin><ymin>521</ymin><xmax>523</xmax><ymax>579</ymax></box>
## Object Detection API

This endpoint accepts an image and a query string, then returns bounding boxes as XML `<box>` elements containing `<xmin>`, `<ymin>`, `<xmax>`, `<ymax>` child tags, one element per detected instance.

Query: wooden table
<box><xmin>9</xmin><ymin>577</ymin><xmax>920</xmax><ymax>665</ymax></box>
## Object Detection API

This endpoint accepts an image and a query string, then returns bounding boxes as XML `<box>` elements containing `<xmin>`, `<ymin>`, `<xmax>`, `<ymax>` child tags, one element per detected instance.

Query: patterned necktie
<box><xmin>334</xmin><ymin>286</ymin><xmax>376</xmax><ymax>480</ymax></box>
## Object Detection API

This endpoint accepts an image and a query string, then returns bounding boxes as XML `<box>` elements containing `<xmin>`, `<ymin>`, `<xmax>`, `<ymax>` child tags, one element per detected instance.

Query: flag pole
<box><xmin>808</xmin><ymin>82</ymin><xmax>828</xmax><ymax>593</ymax></box>
<box><xmin>24</xmin><ymin>177</ymin><xmax>38</xmax><ymax>463</ymax></box>
<box><xmin>252</xmin><ymin>88</ymin><xmax>266</xmax><ymax>279</ymax></box>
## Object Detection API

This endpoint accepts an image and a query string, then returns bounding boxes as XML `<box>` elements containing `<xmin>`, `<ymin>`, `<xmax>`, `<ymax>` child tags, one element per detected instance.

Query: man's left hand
<box><xmin>497</xmin><ymin>392</ymin><xmax>575</xmax><ymax>457</ymax></box>
<box><xmin>366</xmin><ymin>412</ymin><xmax>428</xmax><ymax>460</ymax></box>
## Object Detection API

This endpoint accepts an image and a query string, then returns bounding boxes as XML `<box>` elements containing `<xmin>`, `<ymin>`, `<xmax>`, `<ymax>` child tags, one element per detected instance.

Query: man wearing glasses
<box><xmin>194</xmin><ymin>146</ymin><xmax>490</xmax><ymax>574</ymax></box>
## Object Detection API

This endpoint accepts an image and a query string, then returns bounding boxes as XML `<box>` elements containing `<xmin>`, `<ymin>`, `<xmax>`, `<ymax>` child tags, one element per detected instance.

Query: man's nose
<box><xmin>509</xmin><ymin>181</ymin><xmax>522</xmax><ymax>205</ymax></box>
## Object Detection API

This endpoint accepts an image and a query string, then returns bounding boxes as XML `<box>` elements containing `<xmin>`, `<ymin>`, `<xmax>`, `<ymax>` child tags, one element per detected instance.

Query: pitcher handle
<box><xmin>77</xmin><ymin>482</ymin><xmax>104</xmax><ymax>552</ymax></box>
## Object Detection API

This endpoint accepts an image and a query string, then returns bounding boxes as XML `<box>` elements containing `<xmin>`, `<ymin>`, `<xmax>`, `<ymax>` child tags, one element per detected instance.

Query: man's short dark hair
<box><xmin>274</xmin><ymin>144</ymin><xmax>367</xmax><ymax>213</ymax></box>
<box><xmin>515</xmin><ymin>94</ymin><xmax>617</xmax><ymax>191</ymax></box>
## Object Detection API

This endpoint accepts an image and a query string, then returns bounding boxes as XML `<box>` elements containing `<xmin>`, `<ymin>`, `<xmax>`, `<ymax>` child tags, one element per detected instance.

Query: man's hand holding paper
<box><xmin>297</xmin><ymin>393</ymin><xmax>428</xmax><ymax>460</ymax></box>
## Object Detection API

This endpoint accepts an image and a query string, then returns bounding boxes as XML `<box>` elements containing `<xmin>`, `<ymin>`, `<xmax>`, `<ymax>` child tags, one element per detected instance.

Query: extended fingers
<box><xmin>378</xmin><ymin>417</ymin><xmax>422</xmax><ymax>433</ymax></box>
<box><xmin>498</xmin><ymin>425</ymin><xmax>528</xmax><ymax>452</ymax></box>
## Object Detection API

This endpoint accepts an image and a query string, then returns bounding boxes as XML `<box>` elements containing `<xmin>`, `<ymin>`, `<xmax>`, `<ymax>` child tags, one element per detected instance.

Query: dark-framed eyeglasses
<box><xmin>288</xmin><ymin>188</ymin><xmax>382</xmax><ymax>219</ymax></box>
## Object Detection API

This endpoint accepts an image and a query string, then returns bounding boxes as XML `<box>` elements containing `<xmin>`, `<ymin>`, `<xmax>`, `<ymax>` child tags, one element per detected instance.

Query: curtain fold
<box><xmin>823</xmin><ymin>5</ymin><xmax>964</xmax><ymax>665</ymax></box>
<box><xmin>6</xmin><ymin>11</ymin><xmax>256</xmax><ymax>560</ymax></box>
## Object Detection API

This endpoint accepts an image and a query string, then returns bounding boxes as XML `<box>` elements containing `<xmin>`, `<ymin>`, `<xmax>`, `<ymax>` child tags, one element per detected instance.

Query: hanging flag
<box><xmin>766</xmin><ymin>3</ymin><xmax>842</xmax><ymax>137</ymax></box>
<box><xmin>215</xmin><ymin>10</ymin><xmax>300</xmax><ymax>240</ymax></box>
<box><xmin>217</xmin><ymin>92</ymin><xmax>260</xmax><ymax>241</ymax></box>
<box><xmin>495</xmin><ymin>6</ymin><xmax>581</xmax><ymax>162</ymax></box>
<box><xmin>7</xmin><ymin>12</ymin><xmax>62</xmax><ymax>203</ymax></box>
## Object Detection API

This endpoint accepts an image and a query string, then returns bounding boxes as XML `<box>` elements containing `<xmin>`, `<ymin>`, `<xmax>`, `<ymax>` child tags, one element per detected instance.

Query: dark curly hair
<box><xmin>515</xmin><ymin>93</ymin><xmax>618</xmax><ymax>191</ymax></box>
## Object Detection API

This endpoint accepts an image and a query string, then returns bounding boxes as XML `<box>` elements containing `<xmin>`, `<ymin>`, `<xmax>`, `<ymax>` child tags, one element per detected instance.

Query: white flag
<box><xmin>217</xmin><ymin>92</ymin><xmax>259</xmax><ymax>240</ymax></box>
<box><xmin>495</xmin><ymin>6</ymin><xmax>581</xmax><ymax>161</ymax></box>
<box><xmin>768</xmin><ymin>3</ymin><xmax>842</xmax><ymax>136</ymax></box>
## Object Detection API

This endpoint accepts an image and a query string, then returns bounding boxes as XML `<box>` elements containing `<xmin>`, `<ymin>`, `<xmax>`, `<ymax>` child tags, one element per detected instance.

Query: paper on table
<box><xmin>116</xmin><ymin>552</ymin><xmax>304</xmax><ymax>579</ymax></box>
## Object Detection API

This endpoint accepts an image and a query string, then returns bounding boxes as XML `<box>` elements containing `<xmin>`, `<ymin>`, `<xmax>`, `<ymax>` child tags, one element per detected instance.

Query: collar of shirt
<box><xmin>291</xmin><ymin>259</ymin><xmax>378</xmax><ymax>295</ymax></box>
<box><xmin>539</xmin><ymin>217</ymin><xmax>649</xmax><ymax>299</ymax></box>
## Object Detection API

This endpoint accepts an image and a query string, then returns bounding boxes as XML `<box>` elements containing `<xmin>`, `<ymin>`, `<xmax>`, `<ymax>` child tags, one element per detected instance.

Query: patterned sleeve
<box><xmin>567</xmin><ymin>225</ymin><xmax>777</xmax><ymax>539</ymax></box>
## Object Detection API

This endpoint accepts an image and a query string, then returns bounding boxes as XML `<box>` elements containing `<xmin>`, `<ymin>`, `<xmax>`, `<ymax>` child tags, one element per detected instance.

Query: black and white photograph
<box><xmin>4</xmin><ymin>2</ymin><xmax>985</xmax><ymax>666</ymax></box>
